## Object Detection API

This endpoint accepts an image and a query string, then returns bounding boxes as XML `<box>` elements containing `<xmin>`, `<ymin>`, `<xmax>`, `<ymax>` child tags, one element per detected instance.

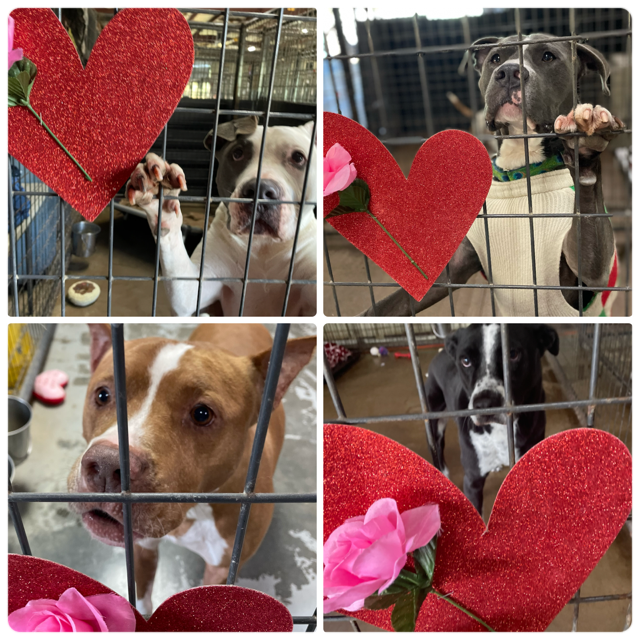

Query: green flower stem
<box><xmin>431</xmin><ymin>589</ymin><xmax>495</xmax><ymax>632</ymax></box>
<box><xmin>24</xmin><ymin>103</ymin><xmax>92</xmax><ymax>182</ymax></box>
<box><xmin>365</xmin><ymin>209</ymin><xmax>428</xmax><ymax>281</ymax></box>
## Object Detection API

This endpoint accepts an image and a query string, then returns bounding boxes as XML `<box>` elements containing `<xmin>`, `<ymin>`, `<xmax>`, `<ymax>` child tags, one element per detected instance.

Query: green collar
<box><xmin>492</xmin><ymin>154</ymin><xmax>565</xmax><ymax>182</ymax></box>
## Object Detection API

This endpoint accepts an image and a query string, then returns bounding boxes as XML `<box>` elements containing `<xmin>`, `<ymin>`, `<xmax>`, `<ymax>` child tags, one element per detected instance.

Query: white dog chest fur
<box><xmin>165</xmin><ymin>504</ymin><xmax>228</xmax><ymax>567</ymax></box>
<box><xmin>469</xmin><ymin>421</ymin><xmax>520</xmax><ymax>476</ymax></box>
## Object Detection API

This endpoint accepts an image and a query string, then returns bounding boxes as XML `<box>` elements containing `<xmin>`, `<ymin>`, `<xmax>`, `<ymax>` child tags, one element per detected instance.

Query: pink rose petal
<box><xmin>7</xmin><ymin>587</ymin><xmax>136</xmax><ymax>632</ymax></box>
<box><xmin>323</xmin><ymin>143</ymin><xmax>357</xmax><ymax>196</ymax></box>
<box><xmin>323</xmin><ymin>498</ymin><xmax>440</xmax><ymax>613</ymax></box>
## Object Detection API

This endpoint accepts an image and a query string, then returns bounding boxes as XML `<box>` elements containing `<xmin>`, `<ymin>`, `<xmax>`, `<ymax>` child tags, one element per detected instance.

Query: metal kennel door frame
<box><xmin>8</xmin><ymin>8</ymin><xmax>317</xmax><ymax>318</ymax></box>
<box><xmin>8</xmin><ymin>323</ymin><xmax>317</xmax><ymax>631</ymax></box>
<box><xmin>323</xmin><ymin>323</ymin><xmax>631</xmax><ymax>631</ymax></box>
<box><xmin>323</xmin><ymin>8</ymin><xmax>632</xmax><ymax>317</ymax></box>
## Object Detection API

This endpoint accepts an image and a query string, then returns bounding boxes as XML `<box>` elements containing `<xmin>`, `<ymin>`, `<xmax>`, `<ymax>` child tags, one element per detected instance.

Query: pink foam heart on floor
<box><xmin>9</xmin><ymin>555</ymin><xmax>294</xmax><ymax>632</ymax></box>
<box><xmin>33</xmin><ymin>369</ymin><xmax>69</xmax><ymax>405</ymax></box>
<box><xmin>9</xmin><ymin>9</ymin><xmax>194</xmax><ymax>221</ymax></box>
<box><xmin>324</xmin><ymin>113</ymin><xmax>492</xmax><ymax>300</ymax></box>
<box><xmin>324</xmin><ymin>425</ymin><xmax>631</xmax><ymax>632</ymax></box>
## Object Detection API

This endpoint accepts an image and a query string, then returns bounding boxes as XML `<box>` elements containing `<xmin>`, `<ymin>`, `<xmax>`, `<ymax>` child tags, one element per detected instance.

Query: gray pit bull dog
<box><xmin>365</xmin><ymin>34</ymin><xmax>623</xmax><ymax>317</ymax></box>
<box><xmin>126</xmin><ymin>117</ymin><xmax>316</xmax><ymax>317</ymax></box>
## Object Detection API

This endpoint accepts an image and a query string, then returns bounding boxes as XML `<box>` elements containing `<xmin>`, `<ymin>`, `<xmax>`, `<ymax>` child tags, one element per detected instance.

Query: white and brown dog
<box><xmin>126</xmin><ymin>117</ymin><xmax>316</xmax><ymax>317</ymax></box>
<box><xmin>67</xmin><ymin>324</ymin><xmax>316</xmax><ymax>614</ymax></box>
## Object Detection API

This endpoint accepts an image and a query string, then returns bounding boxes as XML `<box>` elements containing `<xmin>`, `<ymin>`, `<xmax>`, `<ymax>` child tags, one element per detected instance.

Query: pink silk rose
<box><xmin>323</xmin><ymin>143</ymin><xmax>357</xmax><ymax>197</ymax></box>
<box><xmin>323</xmin><ymin>498</ymin><xmax>440</xmax><ymax>613</ymax></box>
<box><xmin>8</xmin><ymin>587</ymin><xmax>136</xmax><ymax>632</ymax></box>
<box><xmin>8</xmin><ymin>16</ymin><xmax>24</xmax><ymax>70</ymax></box>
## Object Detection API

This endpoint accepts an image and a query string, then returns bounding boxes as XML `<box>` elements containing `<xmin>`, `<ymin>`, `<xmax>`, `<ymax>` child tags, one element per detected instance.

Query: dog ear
<box><xmin>444</xmin><ymin>331</ymin><xmax>459</xmax><ymax>361</ymax></box>
<box><xmin>88</xmin><ymin>324</ymin><xmax>112</xmax><ymax>372</ymax></box>
<box><xmin>299</xmin><ymin>119</ymin><xmax>316</xmax><ymax>141</ymax></box>
<box><xmin>577</xmin><ymin>42</ymin><xmax>611</xmax><ymax>96</ymax></box>
<box><xmin>462</xmin><ymin>36</ymin><xmax>502</xmax><ymax>75</ymax></box>
<box><xmin>251</xmin><ymin>336</ymin><xmax>316</xmax><ymax>408</ymax></box>
<box><xmin>535</xmin><ymin>325</ymin><xmax>560</xmax><ymax>357</ymax></box>
<box><xmin>204</xmin><ymin>116</ymin><xmax>259</xmax><ymax>151</ymax></box>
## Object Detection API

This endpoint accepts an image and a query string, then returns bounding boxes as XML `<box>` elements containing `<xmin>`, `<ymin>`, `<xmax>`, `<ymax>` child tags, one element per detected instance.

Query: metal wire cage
<box><xmin>322</xmin><ymin>322</ymin><xmax>631</xmax><ymax>631</ymax></box>
<box><xmin>8</xmin><ymin>8</ymin><xmax>317</xmax><ymax>318</ymax></box>
<box><xmin>8</xmin><ymin>323</ymin><xmax>317</xmax><ymax>630</ymax></box>
<box><xmin>323</xmin><ymin>8</ymin><xmax>632</xmax><ymax>317</ymax></box>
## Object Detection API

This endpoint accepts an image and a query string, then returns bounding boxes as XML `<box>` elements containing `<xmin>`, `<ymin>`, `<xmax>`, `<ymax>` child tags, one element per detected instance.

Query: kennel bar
<box><xmin>324</xmin><ymin>30</ymin><xmax>633</xmax><ymax>59</ymax></box>
<box><xmin>238</xmin><ymin>8</ymin><xmax>284</xmax><ymax>316</ymax></box>
<box><xmin>8</xmin><ymin>323</ymin><xmax>317</xmax><ymax>630</ymax></box>
<box><xmin>283</xmin><ymin>115</ymin><xmax>318</xmax><ymax>315</ymax></box>
<box><xmin>322</xmin><ymin>323</ymin><xmax>631</xmax><ymax>630</ymax></box>
<box><xmin>323</xmin><ymin>9</ymin><xmax>632</xmax><ymax>317</ymax></box>
<box><xmin>405</xmin><ymin>323</ymin><xmax>442</xmax><ymax>469</ymax></box>
<box><xmin>227</xmin><ymin>323</ymin><xmax>290</xmax><ymax>583</ymax></box>
<box><xmin>8</xmin><ymin>8</ymin><xmax>317</xmax><ymax>317</ymax></box>
<box><xmin>324</xmin><ymin>395</ymin><xmax>630</xmax><ymax>424</ymax></box>
<box><xmin>195</xmin><ymin>7</ymin><xmax>230</xmax><ymax>315</ymax></box>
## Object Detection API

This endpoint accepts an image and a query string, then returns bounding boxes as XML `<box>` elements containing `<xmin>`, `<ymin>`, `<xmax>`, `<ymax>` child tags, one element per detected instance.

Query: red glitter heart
<box><xmin>324</xmin><ymin>425</ymin><xmax>631</xmax><ymax>632</ymax></box>
<box><xmin>9</xmin><ymin>555</ymin><xmax>293</xmax><ymax>632</ymax></box>
<box><xmin>324</xmin><ymin>113</ymin><xmax>493</xmax><ymax>301</ymax></box>
<box><xmin>9</xmin><ymin>8</ymin><xmax>194</xmax><ymax>222</ymax></box>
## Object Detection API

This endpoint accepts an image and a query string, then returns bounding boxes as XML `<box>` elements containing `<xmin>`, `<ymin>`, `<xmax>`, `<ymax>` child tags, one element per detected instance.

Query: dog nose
<box><xmin>472</xmin><ymin>390</ymin><xmax>504</xmax><ymax>411</ymax></box>
<box><xmin>240</xmin><ymin>179</ymin><xmax>281</xmax><ymax>202</ymax></box>
<box><xmin>80</xmin><ymin>442</ymin><xmax>149</xmax><ymax>494</ymax></box>
<box><xmin>495</xmin><ymin>63</ymin><xmax>529</xmax><ymax>89</ymax></box>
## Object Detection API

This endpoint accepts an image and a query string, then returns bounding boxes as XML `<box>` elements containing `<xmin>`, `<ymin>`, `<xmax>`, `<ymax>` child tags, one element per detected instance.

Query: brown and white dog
<box><xmin>67</xmin><ymin>324</ymin><xmax>316</xmax><ymax>615</ymax></box>
<box><xmin>126</xmin><ymin>117</ymin><xmax>317</xmax><ymax>317</ymax></box>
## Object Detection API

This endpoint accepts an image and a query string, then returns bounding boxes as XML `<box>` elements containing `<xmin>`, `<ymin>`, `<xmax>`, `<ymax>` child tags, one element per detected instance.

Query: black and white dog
<box><xmin>364</xmin><ymin>35</ymin><xmax>623</xmax><ymax>317</ymax></box>
<box><xmin>425</xmin><ymin>324</ymin><xmax>559</xmax><ymax>515</ymax></box>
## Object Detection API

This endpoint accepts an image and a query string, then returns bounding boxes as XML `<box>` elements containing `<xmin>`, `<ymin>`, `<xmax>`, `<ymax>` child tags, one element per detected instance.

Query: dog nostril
<box><xmin>264</xmin><ymin>188</ymin><xmax>277</xmax><ymax>200</ymax></box>
<box><xmin>496</xmin><ymin>70</ymin><xmax>505</xmax><ymax>80</ymax></box>
<box><xmin>514</xmin><ymin>70</ymin><xmax>520</xmax><ymax>79</ymax></box>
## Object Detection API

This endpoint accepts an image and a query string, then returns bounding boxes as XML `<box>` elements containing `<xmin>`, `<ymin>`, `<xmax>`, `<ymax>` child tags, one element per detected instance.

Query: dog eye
<box><xmin>291</xmin><ymin>151</ymin><xmax>306</xmax><ymax>165</ymax></box>
<box><xmin>542</xmin><ymin>51</ymin><xmax>555</xmax><ymax>62</ymax></box>
<box><xmin>231</xmin><ymin>147</ymin><xmax>244</xmax><ymax>161</ymax></box>
<box><xmin>491</xmin><ymin>53</ymin><xmax>501</xmax><ymax>64</ymax></box>
<box><xmin>190</xmin><ymin>404</ymin><xmax>215</xmax><ymax>426</ymax></box>
<box><xmin>461</xmin><ymin>356</ymin><xmax>472</xmax><ymax>368</ymax></box>
<box><xmin>510</xmin><ymin>349</ymin><xmax>521</xmax><ymax>362</ymax></box>
<box><xmin>95</xmin><ymin>387</ymin><xmax>111</xmax><ymax>406</ymax></box>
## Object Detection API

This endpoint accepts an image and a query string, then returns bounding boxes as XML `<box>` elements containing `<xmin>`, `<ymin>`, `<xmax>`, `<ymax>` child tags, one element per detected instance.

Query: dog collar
<box><xmin>492</xmin><ymin>154</ymin><xmax>565</xmax><ymax>182</ymax></box>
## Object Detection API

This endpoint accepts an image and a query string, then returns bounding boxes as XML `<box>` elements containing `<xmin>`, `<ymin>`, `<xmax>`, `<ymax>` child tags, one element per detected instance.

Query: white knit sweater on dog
<box><xmin>466</xmin><ymin>168</ymin><xmax>611</xmax><ymax>317</ymax></box>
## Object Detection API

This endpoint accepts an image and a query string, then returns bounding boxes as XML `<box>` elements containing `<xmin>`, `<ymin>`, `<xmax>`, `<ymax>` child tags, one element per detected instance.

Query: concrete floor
<box><xmin>324</xmin><ymin>146</ymin><xmax>632</xmax><ymax>318</ymax></box>
<box><xmin>8</xmin><ymin>323</ymin><xmax>317</xmax><ymax>630</ymax></box>
<box><xmin>323</xmin><ymin>326</ymin><xmax>631</xmax><ymax>632</ymax></box>
<box><xmin>54</xmin><ymin>201</ymin><xmax>314</xmax><ymax>318</ymax></box>
<box><xmin>53</xmin><ymin>207</ymin><xmax>175</xmax><ymax>317</ymax></box>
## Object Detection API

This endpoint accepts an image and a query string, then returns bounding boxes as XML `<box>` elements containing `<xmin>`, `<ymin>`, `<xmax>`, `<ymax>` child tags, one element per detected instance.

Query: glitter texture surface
<box><xmin>146</xmin><ymin>585</ymin><xmax>294</xmax><ymax>632</ymax></box>
<box><xmin>9</xmin><ymin>554</ymin><xmax>146</xmax><ymax>629</ymax></box>
<box><xmin>9</xmin><ymin>555</ymin><xmax>293</xmax><ymax>632</ymax></box>
<box><xmin>324</xmin><ymin>425</ymin><xmax>632</xmax><ymax>632</ymax></box>
<box><xmin>323</xmin><ymin>113</ymin><xmax>493</xmax><ymax>300</ymax></box>
<box><xmin>9</xmin><ymin>9</ymin><xmax>194</xmax><ymax>222</ymax></box>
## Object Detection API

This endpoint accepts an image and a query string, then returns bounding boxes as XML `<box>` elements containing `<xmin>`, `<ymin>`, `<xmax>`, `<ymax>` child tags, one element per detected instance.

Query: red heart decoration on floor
<box><xmin>33</xmin><ymin>369</ymin><xmax>69</xmax><ymax>405</ymax></box>
<box><xmin>9</xmin><ymin>9</ymin><xmax>194</xmax><ymax>222</ymax></box>
<box><xmin>324</xmin><ymin>113</ymin><xmax>492</xmax><ymax>301</ymax></box>
<box><xmin>324</xmin><ymin>425</ymin><xmax>631</xmax><ymax>632</ymax></box>
<box><xmin>9</xmin><ymin>555</ymin><xmax>293</xmax><ymax>632</ymax></box>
